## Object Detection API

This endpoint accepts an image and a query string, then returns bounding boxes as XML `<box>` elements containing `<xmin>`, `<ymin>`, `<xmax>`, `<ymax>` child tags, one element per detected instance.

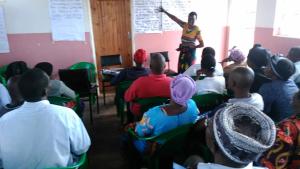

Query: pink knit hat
<box><xmin>170</xmin><ymin>74</ymin><xmax>196</xmax><ymax>106</ymax></box>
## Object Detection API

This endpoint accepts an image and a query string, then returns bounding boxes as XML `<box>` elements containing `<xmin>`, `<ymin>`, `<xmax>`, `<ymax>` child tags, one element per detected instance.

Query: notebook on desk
<box><xmin>102</xmin><ymin>69</ymin><xmax>122</xmax><ymax>76</ymax></box>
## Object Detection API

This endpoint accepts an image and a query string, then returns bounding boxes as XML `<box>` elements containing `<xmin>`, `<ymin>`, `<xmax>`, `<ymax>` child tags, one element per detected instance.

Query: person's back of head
<box><xmin>170</xmin><ymin>74</ymin><xmax>196</xmax><ymax>107</ymax></box>
<box><xmin>19</xmin><ymin>68</ymin><xmax>49</xmax><ymax>102</ymax></box>
<box><xmin>7</xmin><ymin>75</ymin><xmax>23</xmax><ymax>105</ymax></box>
<box><xmin>5</xmin><ymin>61</ymin><xmax>28</xmax><ymax>80</ymax></box>
<box><xmin>133</xmin><ymin>49</ymin><xmax>147</xmax><ymax>67</ymax></box>
<box><xmin>247</xmin><ymin>45</ymin><xmax>271</xmax><ymax>69</ymax></box>
<box><xmin>202</xmin><ymin>47</ymin><xmax>215</xmax><ymax>58</ymax></box>
<box><xmin>206</xmin><ymin>103</ymin><xmax>276</xmax><ymax>168</ymax></box>
<box><xmin>150</xmin><ymin>53</ymin><xmax>166</xmax><ymax>75</ymax></box>
<box><xmin>268</xmin><ymin>55</ymin><xmax>295</xmax><ymax>81</ymax></box>
<box><xmin>228</xmin><ymin>66</ymin><xmax>254</xmax><ymax>90</ymax></box>
<box><xmin>287</xmin><ymin>46</ymin><xmax>300</xmax><ymax>63</ymax></box>
<box><xmin>34</xmin><ymin>62</ymin><xmax>53</xmax><ymax>77</ymax></box>
<box><xmin>201</xmin><ymin>54</ymin><xmax>216</xmax><ymax>74</ymax></box>
<box><xmin>228</xmin><ymin>47</ymin><xmax>245</xmax><ymax>64</ymax></box>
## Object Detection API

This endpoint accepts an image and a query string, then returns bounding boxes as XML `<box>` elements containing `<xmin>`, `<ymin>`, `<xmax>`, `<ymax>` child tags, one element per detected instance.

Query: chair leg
<box><xmin>89</xmin><ymin>95</ymin><xmax>93</xmax><ymax>125</ymax></box>
<box><xmin>102</xmin><ymin>81</ymin><xmax>106</xmax><ymax>105</ymax></box>
<box><xmin>96</xmin><ymin>90</ymin><xmax>100</xmax><ymax>114</ymax></box>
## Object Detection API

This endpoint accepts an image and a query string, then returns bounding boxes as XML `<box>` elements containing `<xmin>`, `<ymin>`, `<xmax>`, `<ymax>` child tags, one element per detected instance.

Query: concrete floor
<box><xmin>82</xmin><ymin>93</ymin><xmax>125</xmax><ymax>169</ymax></box>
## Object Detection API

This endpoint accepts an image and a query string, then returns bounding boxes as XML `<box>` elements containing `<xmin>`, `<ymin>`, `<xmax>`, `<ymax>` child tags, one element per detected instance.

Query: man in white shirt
<box><xmin>0</xmin><ymin>83</ymin><xmax>11</xmax><ymax>117</ymax></box>
<box><xmin>0</xmin><ymin>68</ymin><xmax>91</xmax><ymax>169</ymax></box>
<box><xmin>184</xmin><ymin>47</ymin><xmax>224</xmax><ymax>77</ymax></box>
<box><xmin>186</xmin><ymin>103</ymin><xmax>275</xmax><ymax>169</ymax></box>
<box><xmin>227</xmin><ymin>67</ymin><xmax>264</xmax><ymax>111</ymax></box>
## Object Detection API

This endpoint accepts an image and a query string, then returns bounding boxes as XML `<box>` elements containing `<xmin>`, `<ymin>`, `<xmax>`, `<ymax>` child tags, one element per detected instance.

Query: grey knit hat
<box><xmin>212</xmin><ymin>103</ymin><xmax>276</xmax><ymax>165</ymax></box>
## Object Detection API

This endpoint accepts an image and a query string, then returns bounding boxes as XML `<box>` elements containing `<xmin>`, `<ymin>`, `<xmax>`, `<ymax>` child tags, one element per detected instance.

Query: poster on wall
<box><xmin>49</xmin><ymin>0</ymin><xmax>85</xmax><ymax>41</ymax></box>
<box><xmin>133</xmin><ymin>0</ymin><xmax>162</xmax><ymax>33</ymax></box>
<box><xmin>133</xmin><ymin>0</ymin><xmax>191</xmax><ymax>33</ymax></box>
<box><xmin>162</xmin><ymin>0</ymin><xmax>192</xmax><ymax>31</ymax></box>
<box><xmin>0</xmin><ymin>6</ymin><xmax>10</xmax><ymax>53</ymax></box>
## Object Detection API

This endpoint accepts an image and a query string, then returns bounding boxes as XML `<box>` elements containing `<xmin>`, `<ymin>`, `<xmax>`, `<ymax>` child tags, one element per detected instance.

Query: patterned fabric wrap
<box><xmin>178</xmin><ymin>45</ymin><xmax>196</xmax><ymax>73</ymax></box>
<box><xmin>260</xmin><ymin>115</ymin><xmax>300</xmax><ymax>169</ymax></box>
<box><xmin>213</xmin><ymin>103</ymin><xmax>276</xmax><ymax>165</ymax></box>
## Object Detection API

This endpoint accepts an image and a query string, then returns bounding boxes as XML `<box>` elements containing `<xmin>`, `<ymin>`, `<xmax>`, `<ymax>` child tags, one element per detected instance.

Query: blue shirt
<box><xmin>134</xmin><ymin>99</ymin><xmax>199</xmax><ymax>152</ymax></box>
<box><xmin>259</xmin><ymin>79</ymin><xmax>299</xmax><ymax>122</ymax></box>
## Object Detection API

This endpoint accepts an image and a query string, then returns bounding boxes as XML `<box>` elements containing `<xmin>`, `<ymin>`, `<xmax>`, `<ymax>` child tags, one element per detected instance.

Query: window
<box><xmin>273</xmin><ymin>0</ymin><xmax>300</xmax><ymax>38</ymax></box>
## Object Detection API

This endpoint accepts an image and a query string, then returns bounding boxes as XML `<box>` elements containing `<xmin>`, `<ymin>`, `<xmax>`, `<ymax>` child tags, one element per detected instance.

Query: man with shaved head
<box><xmin>125</xmin><ymin>53</ymin><xmax>173</xmax><ymax>117</ymax></box>
<box><xmin>227</xmin><ymin>66</ymin><xmax>264</xmax><ymax>111</ymax></box>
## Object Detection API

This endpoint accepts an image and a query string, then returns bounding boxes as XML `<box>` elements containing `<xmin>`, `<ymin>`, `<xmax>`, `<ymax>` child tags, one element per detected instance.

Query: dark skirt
<box><xmin>177</xmin><ymin>46</ymin><xmax>196</xmax><ymax>73</ymax></box>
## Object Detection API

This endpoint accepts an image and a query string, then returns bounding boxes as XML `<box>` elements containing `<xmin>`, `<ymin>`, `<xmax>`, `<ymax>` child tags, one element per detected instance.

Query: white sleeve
<box><xmin>0</xmin><ymin>84</ymin><xmax>11</xmax><ymax>106</ymax></box>
<box><xmin>68</xmin><ymin>111</ymin><xmax>91</xmax><ymax>155</ymax></box>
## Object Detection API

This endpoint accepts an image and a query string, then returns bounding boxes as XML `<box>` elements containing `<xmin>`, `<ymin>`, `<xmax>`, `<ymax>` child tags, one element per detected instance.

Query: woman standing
<box><xmin>157</xmin><ymin>6</ymin><xmax>204</xmax><ymax>73</ymax></box>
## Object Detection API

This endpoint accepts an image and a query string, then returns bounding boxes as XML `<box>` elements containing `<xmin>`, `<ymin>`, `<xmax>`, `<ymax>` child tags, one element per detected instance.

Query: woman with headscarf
<box><xmin>134</xmin><ymin>74</ymin><xmax>199</xmax><ymax>153</ymax></box>
<box><xmin>157</xmin><ymin>7</ymin><xmax>204</xmax><ymax>73</ymax></box>
<box><xmin>222</xmin><ymin>46</ymin><xmax>247</xmax><ymax>78</ymax></box>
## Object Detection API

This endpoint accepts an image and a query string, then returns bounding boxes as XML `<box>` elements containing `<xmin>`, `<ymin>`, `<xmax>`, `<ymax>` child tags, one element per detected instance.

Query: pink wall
<box><xmin>0</xmin><ymin>32</ymin><xmax>93</xmax><ymax>77</ymax></box>
<box><xmin>134</xmin><ymin>27</ymin><xmax>229</xmax><ymax>72</ymax></box>
<box><xmin>134</xmin><ymin>31</ymin><xmax>181</xmax><ymax>71</ymax></box>
<box><xmin>255</xmin><ymin>27</ymin><xmax>300</xmax><ymax>55</ymax></box>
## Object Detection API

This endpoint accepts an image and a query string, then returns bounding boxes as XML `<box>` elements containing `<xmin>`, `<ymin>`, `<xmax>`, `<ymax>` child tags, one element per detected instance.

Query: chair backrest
<box><xmin>150</xmin><ymin>51</ymin><xmax>169</xmax><ymax>62</ymax></box>
<box><xmin>100</xmin><ymin>54</ymin><xmax>122</xmax><ymax>67</ymax></box>
<box><xmin>0</xmin><ymin>75</ymin><xmax>6</xmax><ymax>86</ymax></box>
<box><xmin>192</xmin><ymin>93</ymin><xmax>227</xmax><ymax>112</ymax></box>
<box><xmin>0</xmin><ymin>65</ymin><xmax>8</xmax><ymax>77</ymax></box>
<box><xmin>58</xmin><ymin>69</ymin><xmax>91</xmax><ymax>95</ymax></box>
<box><xmin>115</xmin><ymin>81</ymin><xmax>134</xmax><ymax>118</ymax></box>
<box><xmin>69</xmin><ymin>62</ymin><xmax>97</xmax><ymax>83</ymax></box>
<box><xmin>45</xmin><ymin>153</ymin><xmax>87</xmax><ymax>169</ymax></box>
<box><xmin>129</xmin><ymin>123</ymin><xmax>193</xmax><ymax>157</ymax></box>
<box><xmin>136</xmin><ymin>97</ymin><xmax>170</xmax><ymax>114</ymax></box>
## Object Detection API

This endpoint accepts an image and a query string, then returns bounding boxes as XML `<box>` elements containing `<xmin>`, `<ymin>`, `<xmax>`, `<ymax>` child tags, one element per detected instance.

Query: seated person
<box><xmin>111</xmin><ymin>49</ymin><xmax>150</xmax><ymax>85</ymax></box>
<box><xmin>185</xmin><ymin>103</ymin><xmax>276</xmax><ymax>169</ymax></box>
<box><xmin>247</xmin><ymin>44</ymin><xmax>272</xmax><ymax>92</ymax></box>
<box><xmin>4</xmin><ymin>75</ymin><xmax>24</xmax><ymax>112</ymax></box>
<box><xmin>0</xmin><ymin>83</ymin><xmax>11</xmax><ymax>117</ymax></box>
<box><xmin>134</xmin><ymin>74</ymin><xmax>199</xmax><ymax>153</ymax></box>
<box><xmin>0</xmin><ymin>68</ymin><xmax>91</xmax><ymax>169</ymax></box>
<box><xmin>195</xmin><ymin>54</ymin><xmax>225</xmax><ymax>95</ymax></box>
<box><xmin>222</xmin><ymin>46</ymin><xmax>247</xmax><ymax>77</ymax></box>
<box><xmin>35</xmin><ymin>62</ymin><xmax>76</xmax><ymax>99</ymax></box>
<box><xmin>287</xmin><ymin>46</ymin><xmax>300</xmax><ymax>81</ymax></box>
<box><xmin>259</xmin><ymin>55</ymin><xmax>299</xmax><ymax>122</ymax></box>
<box><xmin>228</xmin><ymin>67</ymin><xmax>264</xmax><ymax>111</ymax></box>
<box><xmin>184</xmin><ymin>47</ymin><xmax>223</xmax><ymax>77</ymax></box>
<box><xmin>125</xmin><ymin>53</ymin><xmax>172</xmax><ymax>116</ymax></box>
<box><xmin>259</xmin><ymin>91</ymin><xmax>300</xmax><ymax>169</ymax></box>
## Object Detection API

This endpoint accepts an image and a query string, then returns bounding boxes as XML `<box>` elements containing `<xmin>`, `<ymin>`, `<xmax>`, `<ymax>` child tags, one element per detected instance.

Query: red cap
<box><xmin>134</xmin><ymin>49</ymin><xmax>147</xmax><ymax>64</ymax></box>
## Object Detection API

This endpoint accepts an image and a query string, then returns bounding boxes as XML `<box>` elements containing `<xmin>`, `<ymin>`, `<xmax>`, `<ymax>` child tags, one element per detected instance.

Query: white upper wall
<box><xmin>1</xmin><ymin>0</ymin><xmax>91</xmax><ymax>34</ymax></box>
<box><xmin>255</xmin><ymin>0</ymin><xmax>276</xmax><ymax>28</ymax></box>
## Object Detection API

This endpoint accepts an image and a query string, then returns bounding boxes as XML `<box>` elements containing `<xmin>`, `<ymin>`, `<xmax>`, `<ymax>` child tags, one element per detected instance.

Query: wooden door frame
<box><xmin>88</xmin><ymin>0</ymin><xmax>134</xmax><ymax>72</ymax></box>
